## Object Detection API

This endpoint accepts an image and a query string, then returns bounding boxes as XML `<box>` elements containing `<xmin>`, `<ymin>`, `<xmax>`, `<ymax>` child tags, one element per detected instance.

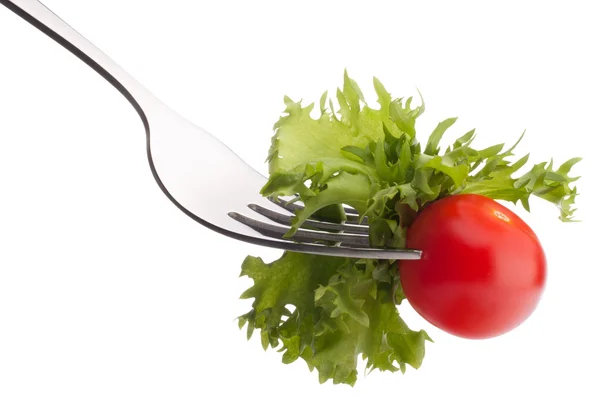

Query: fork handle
<box><xmin>1</xmin><ymin>0</ymin><xmax>153</xmax><ymax>123</ymax></box>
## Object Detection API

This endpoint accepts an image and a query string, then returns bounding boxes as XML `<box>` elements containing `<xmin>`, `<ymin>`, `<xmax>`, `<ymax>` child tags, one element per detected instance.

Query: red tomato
<box><xmin>398</xmin><ymin>194</ymin><xmax>546</xmax><ymax>339</ymax></box>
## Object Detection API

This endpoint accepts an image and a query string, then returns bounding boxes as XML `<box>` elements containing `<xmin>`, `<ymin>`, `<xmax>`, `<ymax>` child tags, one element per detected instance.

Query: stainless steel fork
<box><xmin>1</xmin><ymin>0</ymin><xmax>422</xmax><ymax>260</ymax></box>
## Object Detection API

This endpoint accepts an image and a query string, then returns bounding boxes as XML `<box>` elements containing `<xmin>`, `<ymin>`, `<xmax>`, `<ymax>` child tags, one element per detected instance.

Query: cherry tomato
<box><xmin>398</xmin><ymin>194</ymin><xmax>546</xmax><ymax>339</ymax></box>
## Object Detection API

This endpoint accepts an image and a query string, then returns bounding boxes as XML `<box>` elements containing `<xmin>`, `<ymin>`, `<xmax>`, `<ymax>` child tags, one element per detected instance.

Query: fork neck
<box><xmin>1</xmin><ymin>0</ymin><xmax>154</xmax><ymax>129</ymax></box>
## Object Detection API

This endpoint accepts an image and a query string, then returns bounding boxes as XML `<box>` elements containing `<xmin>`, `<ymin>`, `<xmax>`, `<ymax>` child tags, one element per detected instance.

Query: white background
<box><xmin>1</xmin><ymin>1</ymin><xmax>598</xmax><ymax>399</ymax></box>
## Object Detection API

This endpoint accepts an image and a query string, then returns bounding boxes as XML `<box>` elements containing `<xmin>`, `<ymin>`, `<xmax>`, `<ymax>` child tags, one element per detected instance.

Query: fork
<box><xmin>1</xmin><ymin>0</ymin><xmax>422</xmax><ymax>260</ymax></box>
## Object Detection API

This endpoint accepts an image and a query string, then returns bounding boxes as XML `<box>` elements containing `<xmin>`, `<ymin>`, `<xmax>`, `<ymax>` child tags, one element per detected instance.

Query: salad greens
<box><xmin>237</xmin><ymin>71</ymin><xmax>580</xmax><ymax>386</ymax></box>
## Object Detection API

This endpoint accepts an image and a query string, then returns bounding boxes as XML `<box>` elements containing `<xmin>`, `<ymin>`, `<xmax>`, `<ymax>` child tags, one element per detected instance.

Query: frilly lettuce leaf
<box><xmin>267</xmin><ymin>71</ymin><xmax>406</xmax><ymax>175</ymax></box>
<box><xmin>238</xmin><ymin>253</ymin><xmax>431</xmax><ymax>386</ymax></box>
<box><xmin>262</xmin><ymin>73</ymin><xmax>580</xmax><ymax>240</ymax></box>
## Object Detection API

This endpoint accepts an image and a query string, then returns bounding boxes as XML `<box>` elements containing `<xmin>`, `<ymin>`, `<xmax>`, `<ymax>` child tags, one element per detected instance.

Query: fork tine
<box><xmin>228</xmin><ymin>212</ymin><xmax>371</xmax><ymax>247</ymax></box>
<box><xmin>341</xmin><ymin>213</ymin><xmax>364</xmax><ymax>224</ymax></box>
<box><xmin>267</xmin><ymin>196</ymin><xmax>368</xmax><ymax>225</ymax></box>
<box><xmin>342</xmin><ymin>206</ymin><xmax>359</xmax><ymax>215</ymax></box>
<box><xmin>247</xmin><ymin>204</ymin><xmax>369</xmax><ymax>234</ymax></box>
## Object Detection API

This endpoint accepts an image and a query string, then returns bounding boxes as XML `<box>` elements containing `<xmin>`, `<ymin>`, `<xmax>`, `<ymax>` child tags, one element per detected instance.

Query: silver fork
<box><xmin>1</xmin><ymin>0</ymin><xmax>422</xmax><ymax>260</ymax></box>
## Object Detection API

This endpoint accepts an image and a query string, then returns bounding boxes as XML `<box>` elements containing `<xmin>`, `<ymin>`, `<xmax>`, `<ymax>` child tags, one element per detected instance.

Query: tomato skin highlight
<box><xmin>398</xmin><ymin>194</ymin><xmax>547</xmax><ymax>339</ymax></box>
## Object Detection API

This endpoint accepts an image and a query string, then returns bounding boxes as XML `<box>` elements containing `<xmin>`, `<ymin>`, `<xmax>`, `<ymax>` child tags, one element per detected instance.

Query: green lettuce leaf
<box><xmin>238</xmin><ymin>253</ymin><xmax>431</xmax><ymax>386</ymax></box>
<box><xmin>266</xmin><ymin>71</ymin><xmax>403</xmax><ymax>175</ymax></box>
<box><xmin>262</xmin><ymin>74</ymin><xmax>580</xmax><ymax>239</ymax></box>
